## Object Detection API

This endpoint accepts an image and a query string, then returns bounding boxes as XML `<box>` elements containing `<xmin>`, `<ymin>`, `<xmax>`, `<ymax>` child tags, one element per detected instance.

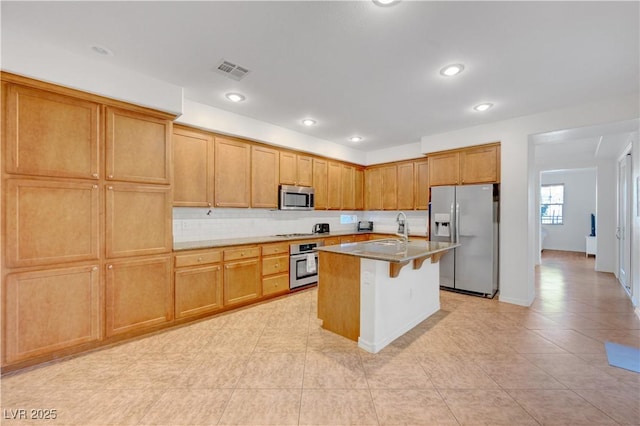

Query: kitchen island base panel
<box><xmin>358</xmin><ymin>257</ymin><xmax>440</xmax><ymax>354</ymax></box>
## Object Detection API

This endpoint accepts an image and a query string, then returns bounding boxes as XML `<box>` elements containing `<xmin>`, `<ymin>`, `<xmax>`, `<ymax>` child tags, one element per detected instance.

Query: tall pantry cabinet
<box><xmin>1</xmin><ymin>74</ymin><xmax>174</xmax><ymax>368</ymax></box>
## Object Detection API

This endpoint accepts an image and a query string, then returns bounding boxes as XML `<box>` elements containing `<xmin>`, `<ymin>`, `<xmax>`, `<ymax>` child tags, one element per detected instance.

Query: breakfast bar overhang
<box><xmin>316</xmin><ymin>239</ymin><xmax>459</xmax><ymax>353</ymax></box>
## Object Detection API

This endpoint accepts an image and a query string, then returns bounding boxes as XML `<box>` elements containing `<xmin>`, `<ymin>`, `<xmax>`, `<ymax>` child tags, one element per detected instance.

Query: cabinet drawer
<box><xmin>175</xmin><ymin>251</ymin><xmax>221</xmax><ymax>268</ymax></box>
<box><xmin>262</xmin><ymin>242</ymin><xmax>289</xmax><ymax>256</ymax></box>
<box><xmin>224</xmin><ymin>246</ymin><xmax>260</xmax><ymax>261</ymax></box>
<box><xmin>262</xmin><ymin>255</ymin><xmax>289</xmax><ymax>276</ymax></box>
<box><xmin>263</xmin><ymin>274</ymin><xmax>289</xmax><ymax>296</ymax></box>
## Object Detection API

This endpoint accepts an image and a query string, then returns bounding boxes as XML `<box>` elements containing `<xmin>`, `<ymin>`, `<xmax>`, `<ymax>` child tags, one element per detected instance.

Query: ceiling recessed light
<box><xmin>349</xmin><ymin>136</ymin><xmax>363</xmax><ymax>142</ymax></box>
<box><xmin>373</xmin><ymin>0</ymin><xmax>399</xmax><ymax>6</ymax></box>
<box><xmin>225</xmin><ymin>92</ymin><xmax>245</xmax><ymax>103</ymax></box>
<box><xmin>439</xmin><ymin>64</ymin><xmax>465</xmax><ymax>77</ymax></box>
<box><xmin>474</xmin><ymin>103</ymin><xmax>493</xmax><ymax>112</ymax></box>
<box><xmin>302</xmin><ymin>118</ymin><xmax>316</xmax><ymax>126</ymax></box>
<box><xmin>91</xmin><ymin>45</ymin><xmax>114</xmax><ymax>56</ymax></box>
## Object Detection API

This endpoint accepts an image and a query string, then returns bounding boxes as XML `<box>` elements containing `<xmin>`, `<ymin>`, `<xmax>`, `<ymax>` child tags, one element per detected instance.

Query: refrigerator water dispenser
<box><xmin>433</xmin><ymin>213</ymin><xmax>451</xmax><ymax>238</ymax></box>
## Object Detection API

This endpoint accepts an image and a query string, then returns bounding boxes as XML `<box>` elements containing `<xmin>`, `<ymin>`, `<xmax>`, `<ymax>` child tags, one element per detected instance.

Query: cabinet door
<box><xmin>214</xmin><ymin>137</ymin><xmax>251</xmax><ymax>207</ymax></box>
<box><xmin>4</xmin><ymin>265</ymin><xmax>101</xmax><ymax>364</ymax></box>
<box><xmin>365</xmin><ymin>168</ymin><xmax>382</xmax><ymax>210</ymax></box>
<box><xmin>223</xmin><ymin>259</ymin><xmax>261</xmax><ymax>306</ymax></box>
<box><xmin>5</xmin><ymin>85</ymin><xmax>100</xmax><ymax>179</ymax></box>
<box><xmin>105</xmin><ymin>107</ymin><xmax>171</xmax><ymax>184</ymax></box>
<box><xmin>105</xmin><ymin>183</ymin><xmax>172</xmax><ymax>258</ymax></box>
<box><xmin>382</xmin><ymin>165</ymin><xmax>398</xmax><ymax>210</ymax></box>
<box><xmin>279</xmin><ymin>151</ymin><xmax>297</xmax><ymax>185</ymax></box>
<box><xmin>327</xmin><ymin>161</ymin><xmax>342</xmax><ymax>210</ymax></box>
<box><xmin>341</xmin><ymin>164</ymin><xmax>355</xmax><ymax>210</ymax></box>
<box><xmin>173</xmin><ymin>127</ymin><xmax>214</xmax><ymax>207</ymax></box>
<box><xmin>105</xmin><ymin>255</ymin><xmax>172</xmax><ymax>337</ymax></box>
<box><xmin>355</xmin><ymin>168</ymin><xmax>364</xmax><ymax>210</ymax></box>
<box><xmin>297</xmin><ymin>155</ymin><xmax>313</xmax><ymax>187</ymax></box>
<box><xmin>397</xmin><ymin>162</ymin><xmax>414</xmax><ymax>210</ymax></box>
<box><xmin>175</xmin><ymin>264</ymin><xmax>223</xmax><ymax>319</ymax></box>
<box><xmin>429</xmin><ymin>151</ymin><xmax>460</xmax><ymax>186</ymax></box>
<box><xmin>252</xmin><ymin>145</ymin><xmax>279</xmax><ymax>208</ymax></box>
<box><xmin>460</xmin><ymin>145</ymin><xmax>500</xmax><ymax>184</ymax></box>
<box><xmin>262</xmin><ymin>254</ymin><xmax>289</xmax><ymax>276</ymax></box>
<box><xmin>262</xmin><ymin>274</ymin><xmax>289</xmax><ymax>296</ymax></box>
<box><xmin>414</xmin><ymin>160</ymin><xmax>430</xmax><ymax>210</ymax></box>
<box><xmin>6</xmin><ymin>179</ymin><xmax>99</xmax><ymax>268</ymax></box>
<box><xmin>313</xmin><ymin>159</ymin><xmax>328</xmax><ymax>210</ymax></box>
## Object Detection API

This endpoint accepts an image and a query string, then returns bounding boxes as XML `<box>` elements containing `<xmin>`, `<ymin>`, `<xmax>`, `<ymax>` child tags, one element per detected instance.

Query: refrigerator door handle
<box><xmin>455</xmin><ymin>202</ymin><xmax>460</xmax><ymax>243</ymax></box>
<box><xmin>450</xmin><ymin>202</ymin><xmax>455</xmax><ymax>243</ymax></box>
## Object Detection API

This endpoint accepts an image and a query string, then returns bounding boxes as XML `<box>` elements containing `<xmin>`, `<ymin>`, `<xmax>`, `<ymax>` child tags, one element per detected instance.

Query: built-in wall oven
<box><xmin>289</xmin><ymin>240</ymin><xmax>324</xmax><ymax>289</ymax></box>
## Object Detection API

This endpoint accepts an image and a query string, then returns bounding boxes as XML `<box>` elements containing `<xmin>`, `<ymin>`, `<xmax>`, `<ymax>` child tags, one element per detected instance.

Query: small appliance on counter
<box><xmin>312</xmin><ymin>223</ymin><xmax>330</xmax><ymax>234</ymax></box>
<box><xmin>357</xmin><ymin>221</ymin><xmax>374</xmax><ymax>232</ymax></box>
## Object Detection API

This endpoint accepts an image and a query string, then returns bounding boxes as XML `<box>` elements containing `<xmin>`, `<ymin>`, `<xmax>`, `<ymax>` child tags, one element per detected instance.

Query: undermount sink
<box><xmin>352</xmin><ymin>239</ymin><xmax>407</xmax><ymax>255</ymax></box>
<box><xmin>367</xmin><ymin>239</ymin><xmax>405</xmax><ymax>246</ymax></box>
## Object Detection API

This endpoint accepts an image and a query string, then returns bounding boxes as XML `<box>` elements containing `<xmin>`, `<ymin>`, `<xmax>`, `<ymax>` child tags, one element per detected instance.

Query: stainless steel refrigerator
<box><xmin>429</xmin><ymin>184</ymin><xmax>499</xmax><ymax>297</ymax></box>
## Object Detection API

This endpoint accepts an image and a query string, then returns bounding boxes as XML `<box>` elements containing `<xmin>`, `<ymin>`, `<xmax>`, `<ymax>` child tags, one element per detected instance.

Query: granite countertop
<box><xmin>316</xmin><ymin>239</ymin><xmax>459</xmax><ymax>263</ymax></box>
<box><xmin>173</xmin><ymin>231</ymin><xmax>429</xmax><ymax>251</ymax></box>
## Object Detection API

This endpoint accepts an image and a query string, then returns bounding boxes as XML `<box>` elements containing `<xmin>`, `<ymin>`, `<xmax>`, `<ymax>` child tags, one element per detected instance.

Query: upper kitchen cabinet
<box><xmin>365</xmin><ymin>167</ymin><xmax>382</xmax><ymax>210</ymax></box>
<box><xmin>173</xmin><ymin>126</ymin><xmax>214</xmax><ymax>207</ymax></box>
<box><xmin>428</xmin><ymin>151</ymin><xmax>460</xmax><ymax>186</ymax></box>
<box><xmin>341</xmin><ymin>164</ymin><xmax>355</xmax><ymax>210</ymax></box>
<box><xmin>396</xmin><ymin>162</ymin><xmax>414</xmax><ymax>210</ymax></box>
<box><xmin>460</xmin><ymin>143</ymin><xmax>500</xmax><ymax>184</ymax></box>
<box><xmin>280</xmin><ymin>152</ymin><xmax>313</xmax><ymax>187</ymax></box>
<box><xmin>105</xmin><ymin>107</ymin><xmax>172</xmax><ymax>184</ymax></box>
<box><xmin>327</xmin><ymin>161</ymin><xmax>342</xmax><ymax>210</ymax></box>
<box><xmin>214</xmin><ymin>136</ymin><xmax>251</xmax><ymax>208</ymax></box>
<box><xmin>4</xmin><ymin>84</ymin><xmax>100</xmax><ymax>180</ymax></box>
<box><xmin>382</xmin><ymin>165</ymin><xmax>398</xmax><ymax>210</ymax></box>
<box><xmin>252</xmin><ymin>145</ymin><xmax>279</xmax><ymax>208</ymax></box>
<box><xmin>312</xmin><ymin>158</ymin><xmax>328</xmax><ymax>210</ymax></box>
<box><xmin>414</xmin><ymin>159</ymin><xmax>429</xmax><ymax>210</ymax></box>
<box><xmin>355</xmin><ymin>168</ymin><xmax>364</xmax><ymax>210</ymax></box>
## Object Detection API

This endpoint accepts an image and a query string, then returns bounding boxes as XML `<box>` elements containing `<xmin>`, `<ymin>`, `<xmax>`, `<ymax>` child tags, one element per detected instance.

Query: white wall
<box><xmin>540</xmin><ymin>169</ymin><xmax>596</xmax><ymax>252</ymax></box>
<box><xmin>420</xmin><ymin>94</ymin><xmax>639</xmax><ymax>307</ymax></box>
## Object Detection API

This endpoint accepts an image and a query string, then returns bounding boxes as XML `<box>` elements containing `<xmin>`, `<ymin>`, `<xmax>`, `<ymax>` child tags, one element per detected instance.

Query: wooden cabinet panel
<box><xmin>279</xmin><ymin>151</ymin><xmax>297</xmax><ymax>185</ymax></box>
<box><xmin>4</xmin><ymin>265</ymin><xmax>101</xmax><ymax>363</ymax></box>
<box><xmin>341</xmin><ymin>164</ymin><xmax>355</xmax><ymax>210</ymax></box>
<box><xmin>327</xmin><ymin>161</ymin><xmax>342</xmax><ymax>210</ymax></box>
<box><xmin>105</xmin><ymin>183</ymin><xmax>172</xmax><ymax>258</ymax></box>
<box><xmin>262</xmin><ymin>243</ymin><xmax>289</xmax><ymax>256</ymax></box>
<box><xmin>429</xmin><ymin>151</ymin><xmax>460</xmax><ymax>186</ymax></box>
<box><xmin>214</xmin><ymin>137</ymin><xmax>251</xmax><ymax>207</ymax></box>
<box><xmin>355</xmin><ymin>168</ymin><xmax>364</xmax><ymax>210</ymax></box>
<box><xmin>252</xmin><ymin>145</ymin><xmax>279</xmax><ymax>208</ymax></box>
<box><xmin>6</xmin><ymin>179</ymin><xmax>99</xmax><ymax>268</ymax></box>
<box><xmin>382</xmin><ymin>165</ymin><xmax>398</xmax><ymax>210</ymax></box>
<box><xmin>323</xmin><ymin>237</ymin><xmax>340</xmax><ymax>246</ymax></box>
<box><xmin>312</xmin><ymin>159</ymin><xmax>328</xmax><ymax>210</ymax></box>
<box><xmin>105</xmin><ymin>255</ymin><xmax>172</xmax><ymax>337</ymax></box>
<box><xmin>414</xmin><ymin>160</ymin><xmax>429</xmax><ymax>210</ymax></box>
<box><xmin>105</xmin><ymin>107</ymin><xmax>171</xmax><ymax>184</ymax></box>
<box><xmin>339</xmin><ymin>236</ymin><xmax>355</xmax><ymax>244</ymax></box>
<box><xmin>223</xmin><ymin>259</ymin><xmax>261</xmax><ymax>306</ymax></box>
<box><xmin>460</xmin><ymin>144</ymin><xmax>500</xmax><ymax>184</ymax></box>
<box><xmin>365</xmin><ymin>168</ymin><xmax>383</xmax><ymax>210</ymax></box>
<box><xmin>262</xmin><ymin>274</ymin><xmax>289</xmax><ymax>296</ymax></box>
<box><xmin>5</xmin><ymin>85</ymin><xmax>100</xmax><ymax>179</ymax></box>
<box><xmin>175</xmin><ymin>264</ymin><xmax>223</xmax><ymax>319</ymax></box>
<box><xmin>262</xmin><ymin>255</ymin><xmax>289</xmax><ymax>276</ymax></box>
<box><xmin>297</xmin><ymin>155</ymin><xmax>313</xmax><ymax>186</ymax></box>
<box><xmin>354</xmin><ymin>234</ymin><xmax>369</xmax><ymax>242</ymax></box>
<box><xmin>173</xmin><ymin>127</ymin><xmax>214</xmax><ymax>207</ymax></box>
<box><xmin>397</xmin><ymin>162</ymin><xmax>414</xmax><ymax>210</ymax></box>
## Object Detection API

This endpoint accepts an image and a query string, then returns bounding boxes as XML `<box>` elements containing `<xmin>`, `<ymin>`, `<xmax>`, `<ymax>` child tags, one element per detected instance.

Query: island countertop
<box><xmin>317</xmin><ymin>239</ymin><xmax>460</xmax><ymax>263</ymax></box>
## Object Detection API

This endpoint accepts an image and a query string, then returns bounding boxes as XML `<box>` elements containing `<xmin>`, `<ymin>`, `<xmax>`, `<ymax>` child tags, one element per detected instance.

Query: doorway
<box><xmin>618</xmin><ymin>151</ymin><xmax>632</xmax><ymax>296</ymax></box>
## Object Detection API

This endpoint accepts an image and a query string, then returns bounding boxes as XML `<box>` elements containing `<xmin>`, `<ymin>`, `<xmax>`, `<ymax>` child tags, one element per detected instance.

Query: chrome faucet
<box><xmin>395</xmin><ymin>211</ymin><xmax>409</xmax><ymax>243</ymax></box>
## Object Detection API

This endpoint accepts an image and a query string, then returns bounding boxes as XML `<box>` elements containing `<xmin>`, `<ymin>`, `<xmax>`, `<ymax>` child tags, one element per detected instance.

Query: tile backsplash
<box><xmin>173</xmin><ymin>208</ymin><xmax>428</xmax><ymax>242</ymax></box>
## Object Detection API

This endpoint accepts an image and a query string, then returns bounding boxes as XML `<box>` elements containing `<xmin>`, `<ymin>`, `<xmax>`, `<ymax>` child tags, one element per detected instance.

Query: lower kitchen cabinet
<box><xmin>175</xmin><ymin>264</ymin><xmax>223</xmax><ymax>319</ymax></box>
<box><xmin>223</xmin><ymin>247</ymin><xmax>261</xmax><ymax>306</ymax></box>
<box><xmin>3</xmin><ymin>264</ymin><xmax>101</xmax><ymax>364</ymax></box>
<box><xmin>105</xmin><ymin>255</ymin><xmax>173</xmax><ymax>337</ymax></box>
<box><xmin>261</xmin><ymin>242</ymin><xmax>289</xmax><ymax>297</ymax></box>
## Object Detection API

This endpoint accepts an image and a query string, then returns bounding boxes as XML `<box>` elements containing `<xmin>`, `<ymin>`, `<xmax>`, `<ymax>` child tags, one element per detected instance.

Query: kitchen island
<box><xmin>316</xmin><ymin>239</ymin><xmax>459</xmax><ymax>353</ymax></box>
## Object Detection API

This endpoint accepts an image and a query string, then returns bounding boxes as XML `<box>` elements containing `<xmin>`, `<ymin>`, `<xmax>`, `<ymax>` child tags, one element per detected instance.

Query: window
<box><xmin>541</xmin><ymin>184</ymin><xmax>564</xmax><ymax>224</ymax></box>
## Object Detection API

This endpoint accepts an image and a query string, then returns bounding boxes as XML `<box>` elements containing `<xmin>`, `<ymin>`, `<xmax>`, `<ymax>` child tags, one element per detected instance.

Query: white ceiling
<box><xmin>2</xmin><ymin>1</ymin><xmax>639</xmax><ymax>151</ymax></box>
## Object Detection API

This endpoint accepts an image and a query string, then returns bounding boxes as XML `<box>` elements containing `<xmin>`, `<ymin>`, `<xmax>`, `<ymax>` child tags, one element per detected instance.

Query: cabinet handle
<box><xmin>92</xmin><ymin>185</ymin><xmax>98</xmax><ymax>189</ymax></box>
<box><xmin>197</xmin><ymin>257</ymin><xmax>202</xmax><ymax>262</ymax></box>
<box><xmin>108</xmin><ymin>174</ymin><xmax>114</xmax><ymax>179</ymax></box>
<box><xmin>92</xmin><ymin>266</ymin><xmax>98</xmax><ymax>271</ymax></box>
<box><xmin>108</xmin><ymin>265</ymin><xmax>113</xmax><ymax>269</ymax></box>
<box><xmin>274</xmin><ymin>264</ymin><xmax>279</xmax><ymax>268</ymax></box>
<box><xmin>108</xmin><ymin>186</ymin><xmax>113</xmax><ymax>190</ymax></box>
<box><xmin>92</xmin><ymin>173</ymin><xmax>98</xmax><ymax>178</ymax></box>
<box><xmin>208</xmin><ymin>203</ymin><xmax>212</xmax><ymax>207</ymax></box>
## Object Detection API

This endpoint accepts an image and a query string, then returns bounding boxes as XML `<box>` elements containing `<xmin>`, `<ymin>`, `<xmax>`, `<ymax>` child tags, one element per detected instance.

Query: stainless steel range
<box><xmin>289</xmin><ymin>240</ymin><xmax>324</xmax><ymax>289</ymax></box>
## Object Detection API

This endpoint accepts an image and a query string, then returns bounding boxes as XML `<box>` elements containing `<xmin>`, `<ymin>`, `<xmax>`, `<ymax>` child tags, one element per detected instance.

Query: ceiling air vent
<box><xmin>214</xmin><ymin>60</ymin><xmax>250</xmax><ymax>81</ymax></box>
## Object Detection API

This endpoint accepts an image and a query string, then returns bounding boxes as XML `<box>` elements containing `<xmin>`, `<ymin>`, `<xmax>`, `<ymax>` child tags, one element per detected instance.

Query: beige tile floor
<box><xmin>2</xmin><ymin>250</ymin><xmax>639</xmax><ymax>425</ymax></box>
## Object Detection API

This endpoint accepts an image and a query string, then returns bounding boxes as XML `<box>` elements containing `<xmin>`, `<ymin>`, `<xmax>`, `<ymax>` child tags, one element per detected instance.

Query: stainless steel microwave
<box><xmin>279</xmin><ymin>185</ymin><xmax>314</xmax><ymax>210</ymax></box>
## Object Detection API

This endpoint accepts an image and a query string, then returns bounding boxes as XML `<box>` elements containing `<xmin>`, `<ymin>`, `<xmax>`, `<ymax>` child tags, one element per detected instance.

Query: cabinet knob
<box><xmin>108</xmin><ymin>265</ymin><xmax>113</xmax><ymax>269</ymax></box>
<box><xmin>108</xmin><ymin>174</ymin><xmax>114</xmax><ymax>179</ymax></box>
<box><xmin>208</xmin><ymin>203</ymin><xmax>212</xmax><ymax>207</ymax></box>
<box><xmin>274</xmin><ymin>264</ymin><xmax>279</xmax><ymax>268</ymax></box>
<box><xmin>92</xmin><ymin>185</ymin><xmax>98</xmax><ymax>189</ymax></box>
<box><xmin>92</xmin><ymin>266</ymin><xmax>98</xmax><ymax>271</ymax></box>
<box><xmin>197</xmin><ymin>257</ymin><xmax>202</xmax><ymax>262</ymax></box>
<box><xmin>92</xmin><ymin>173</ymin><xmax>98</xmax><ymax>178</ymax></box>
<box><xmin>108</xmin><ymin>186</ymin><xmax>113</xmax><ymax>190</ymax></box>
